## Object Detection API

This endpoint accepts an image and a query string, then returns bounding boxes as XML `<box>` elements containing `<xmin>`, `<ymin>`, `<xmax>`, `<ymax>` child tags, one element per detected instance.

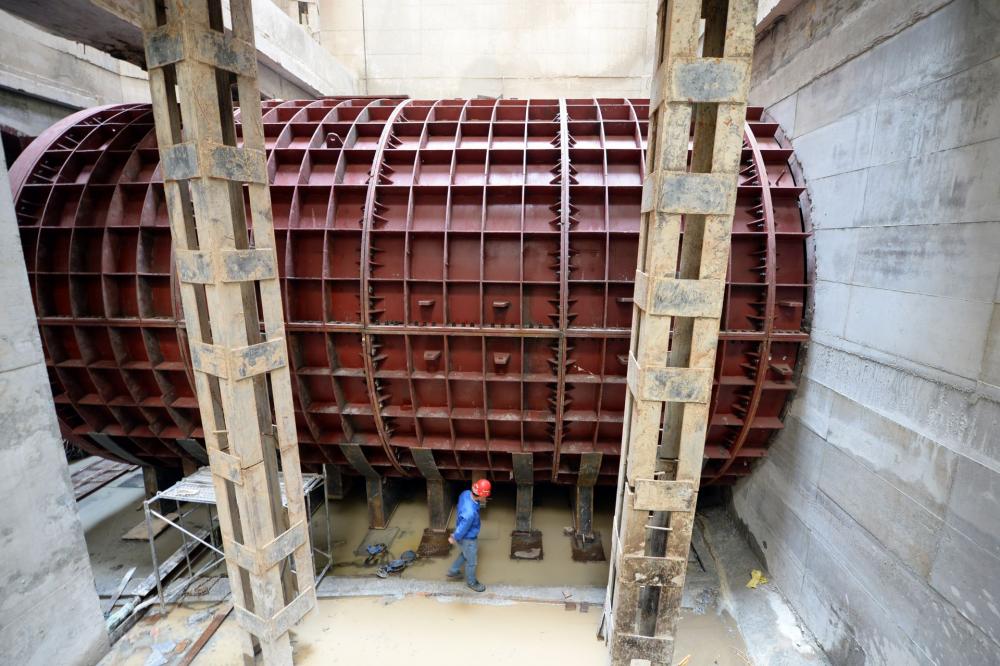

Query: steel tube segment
<box><xmin>10</xmin><ymin>98</ymin><xmax>810</xmax><ymax>487</ymax></box>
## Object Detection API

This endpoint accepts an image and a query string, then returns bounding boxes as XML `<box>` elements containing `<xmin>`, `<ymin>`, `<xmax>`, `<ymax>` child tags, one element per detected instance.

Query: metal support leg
<box><xmin>142</xmin><ymin>466</ymin><xmax>159</xmax><ymax>508</ymax></box>
<box><xmin>341</xmin><ymin>443</ymin><xmax>398</xmax><ymax>529</ymax></box>
<box><xmin>181</xmin><ymin>457</ymin><xmax>199</xmax><ymax>477</ymax></box>
<box><xmin>413</xmin><ymin>448</ymin><xmax>453</xmax><ymax>557</ymax></box>
<box><xmin>323</xmin><ymin>463</ymin><xmax>349</xmax><ymax>500</ymax></box>
<box><xmin>144</xmin><ymin>498</ymin><xmax>166</xmax><ymax>614</ymax></box>
<box><xmin>572</xmin><ymin>452</ymin><xmax>605</xmax><ymax>562</ymax></box>
<box><xmin>510</xmin><ymin>452</ymin><xmax>543</xmax><ymax>560</ymax></box>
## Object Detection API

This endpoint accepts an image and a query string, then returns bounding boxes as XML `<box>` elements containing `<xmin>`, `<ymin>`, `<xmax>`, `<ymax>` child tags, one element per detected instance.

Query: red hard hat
<box><xmin>472</xmin><ymin>478</ymin><xmax>492</xmax><ymax>498</ymax></box>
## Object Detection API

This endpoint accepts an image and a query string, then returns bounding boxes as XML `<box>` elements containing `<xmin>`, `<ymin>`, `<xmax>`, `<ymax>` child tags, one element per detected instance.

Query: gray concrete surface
<box><xmin>0</xmin><ymin>0</ymin><xmax>358</xmax><ymax>144</ymax></box>
<box><xmin>0</xmin><ymin>144</ymin><xmax>109</xmax><ymax>664</ymax></box>
<box><xmin>733</xmin><ymin>0</ymin><xmax>1000</xmax><ymax>663</ymax></box>
<box><xmin>0</xmin><ymin>0</ymin><xmax>357</xmax><ymax>100</ymax></box>
<box><xmin>314</xmin><ymin>0</ymin><xmax>807</xmax><ymax>99</ymax></box>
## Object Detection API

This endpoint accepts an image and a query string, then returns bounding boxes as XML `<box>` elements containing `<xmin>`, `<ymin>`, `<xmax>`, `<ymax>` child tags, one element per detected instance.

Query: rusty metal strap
<box><xmin>633</xmin><ymin>271</ymin><xmax>725</xmax><ymax>318</ymax></box>
<box><xmin>160</xmin><ymin>142</ymin><xmax>267</xmax><ymax>184</ymax></box>
<box><xmin>144</xmin><ymin>23</ymin><xmax>256</xmax><ymax>78</ymax></box>
<box><xmin>190</xmin><ymin>338</ymin><xmax>287</xmax><ymax>381</ymax></box>
<box><xmin>176</xmin><ymin>248</ymin><xmax>277</xmax><ymax>284</ymax></box>
<box><xmin>627</xmin><ymin>354</ymin><xmax>712</xmax><ymax>403</ymax></box>
<box><xmin>233</xmin><ymin>586</ymin><xmax>315</xmax><ymax>643</ymax></box>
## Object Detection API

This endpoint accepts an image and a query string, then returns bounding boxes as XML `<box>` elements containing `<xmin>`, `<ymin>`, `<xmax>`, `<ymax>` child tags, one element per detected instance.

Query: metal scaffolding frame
<box><xmin>143</xmin><ymin>468</ymin><xmax>333</xmax><ymax>615</ymax></box>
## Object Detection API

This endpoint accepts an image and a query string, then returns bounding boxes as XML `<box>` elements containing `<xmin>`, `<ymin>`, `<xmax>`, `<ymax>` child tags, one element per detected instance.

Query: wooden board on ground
<box><xmin>72</xmin><ymin>458</ymin><xmax>137</xmax><ymax>501</ymax></box>
<box><xmin>122</xmin><ymin>512</ymin><xmax>178</xmax><ymax>541</ymax></box>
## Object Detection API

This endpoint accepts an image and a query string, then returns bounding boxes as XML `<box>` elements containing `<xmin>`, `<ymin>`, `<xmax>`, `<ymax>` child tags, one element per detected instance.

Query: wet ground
<box><xmin>83</xmin><ymin>461</ymin><xmax>825</xmax><ymax>665</ymax></box>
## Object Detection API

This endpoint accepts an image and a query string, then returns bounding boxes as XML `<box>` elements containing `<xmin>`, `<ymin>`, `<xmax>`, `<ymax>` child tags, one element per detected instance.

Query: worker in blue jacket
<box><xmin>446</xmin><ymin>478</ymin><xmax>492</xmax><ymax>592</ymax></box>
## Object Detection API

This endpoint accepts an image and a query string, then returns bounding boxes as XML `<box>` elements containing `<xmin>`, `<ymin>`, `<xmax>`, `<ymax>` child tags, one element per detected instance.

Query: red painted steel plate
<box><xmin>9</xmin><ymin>98</ymin><xmax>810</xmax><ymax>486</ymax></box>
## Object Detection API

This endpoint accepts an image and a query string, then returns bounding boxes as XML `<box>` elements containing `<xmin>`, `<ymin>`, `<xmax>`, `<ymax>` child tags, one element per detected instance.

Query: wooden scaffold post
<box><xmin>604</xmin><ymin>1</ymin><xmax>758</xmax><ymax>664</ymax></box>
<box><xmin>140</xmin><ymin>0</ymin><xmax>317</xmax><ymax>662</ymax></box>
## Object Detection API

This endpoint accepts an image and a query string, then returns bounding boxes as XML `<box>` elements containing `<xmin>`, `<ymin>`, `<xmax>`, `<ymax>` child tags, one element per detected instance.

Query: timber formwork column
<box><xmin>605</xmin><ymin>1</ymin><xmax>757</xmax><ymax>664</ymax></box>
<box><xmin>140</xmin><ymin>1</ymin><xmax>316</xmax><ymax>663</ymax></box>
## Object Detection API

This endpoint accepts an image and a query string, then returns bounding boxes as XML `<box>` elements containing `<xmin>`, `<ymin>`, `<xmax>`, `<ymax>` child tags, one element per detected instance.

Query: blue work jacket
<box><xmin>452</xmin><ymin>489</ymin><xmax>481</xmax><ymax>541</ymax></box>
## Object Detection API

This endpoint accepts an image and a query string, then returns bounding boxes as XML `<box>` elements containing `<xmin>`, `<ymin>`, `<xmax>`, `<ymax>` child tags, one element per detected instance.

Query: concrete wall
<box><xmin>317</xmin><ymin>0</ymin><xmax>659</xmax><ymax>98</ymax></box>
<box><xmin>0</xmin><ymin>0</ymin><xmax>359</xmax><ymax>143</ymax></box>
<box><xmin>0</xmin><ymin>146</ymin><xmax>109</xmax><ymax>663</ymax></box>
<box><xmin>732</xmin><ymin>0</ymin><xmax>1000</xmax><ymax>663</ymax></box>
<box><xmin>0</xmin><ymin>9</ymin><xmax>149</xmax><ymax>137</ymax></box>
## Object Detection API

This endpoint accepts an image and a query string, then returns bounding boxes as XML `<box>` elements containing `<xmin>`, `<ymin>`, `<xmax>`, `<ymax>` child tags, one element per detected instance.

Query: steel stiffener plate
<box><xmin>9</xmin><ymin>98</ymin><xmax>810</xmax><ymax>487</ymax></box>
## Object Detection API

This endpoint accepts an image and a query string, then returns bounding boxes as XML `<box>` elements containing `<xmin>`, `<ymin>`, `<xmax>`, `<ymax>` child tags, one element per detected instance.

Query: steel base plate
<box><xmin>571</xmin><ymin>531</ymin><xmax>606</xmax><ymax>562</ymax></box>
<box><xmin>417</xmin><ymin>528</ymin><xmax>453</xmax><ymax>558</ymax></box>
<box><xmin>510</xmin><ymin>530</ymin><xmax>544</xmax><ymax>560</ymax></box>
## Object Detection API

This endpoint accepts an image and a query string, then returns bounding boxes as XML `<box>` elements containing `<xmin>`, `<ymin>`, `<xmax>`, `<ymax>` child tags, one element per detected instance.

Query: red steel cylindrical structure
<box><xmin>10</xmin><ymin>98</ymin><xmax>810</xmax><ymax>486</ymax></box>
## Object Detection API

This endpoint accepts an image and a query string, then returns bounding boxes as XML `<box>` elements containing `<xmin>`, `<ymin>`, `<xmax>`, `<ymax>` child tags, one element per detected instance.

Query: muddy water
<box><xmin>322</xmin><ymin>481</ymin><xmax>614</xmax><ymax>588</ymax></box>
<box><xmin>202</xmin><ymin>596</ymin><xmax>610</xmax><ymax>665</ymax></box>
<box><xmin>98</xmin><ymin>478</ymin><xmax>753</xmax><ymax>666</ymax></box>
<box><xmin>102</xmin><ymin>598</ymin><xmax>751</xmax><ymax>666</ymax></box>
<box><xmin>675</xmin><ymin>609</ymin><xmax>752</xmax><ymax>665</ymax></box>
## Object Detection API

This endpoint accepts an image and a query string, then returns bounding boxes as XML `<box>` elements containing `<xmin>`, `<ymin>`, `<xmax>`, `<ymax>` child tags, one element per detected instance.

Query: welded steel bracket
<box><xmin>510</xmin><ymin>452</ymin><xmax>543</xmax><ymax>560</ymax></box>
<box><xmin>341</xmin><ymin>443</ymin><xmax>398</xmax><ymax>529</ymax></box>
<box><xmin>572</xmin><ymin>452</ymin><xmax>605</xmax><ymax>562</ymax></box>
<box><xmin>413</xmin><ymin>448</ymin><xmax>454</xmax><ymax>557</ymax></box>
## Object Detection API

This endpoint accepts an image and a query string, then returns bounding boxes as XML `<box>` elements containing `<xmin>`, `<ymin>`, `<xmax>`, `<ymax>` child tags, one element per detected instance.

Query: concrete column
<box><xmin>0</xmin><ymin>145</ymin><xmax>109</xmax><ymax>663</ymax></box>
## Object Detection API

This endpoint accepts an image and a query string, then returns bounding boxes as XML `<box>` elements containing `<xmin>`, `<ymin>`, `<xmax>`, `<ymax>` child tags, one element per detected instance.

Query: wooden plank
<box><xmin>139</xmin><ymin>1</ymin><xmax>316</xmax><ymax>663</ymax></box>
<box><xmin>122</xmin><ymin>512</ymin><xmax>178</xmax><ymax>541</ymax></box>
<box><xmin>606</xmin><ymin>1</ymin><xmax>759</xmax><ymax>663</ymax></box>
<box><xmin>178</xmin><ymin>603</ymin><xmax>233</xmax><ymax>666</ymax></box>
<box><xmin>632</xmin><ymin>479</ymin><xmax>695</xmax><ymax>513</ymax></box>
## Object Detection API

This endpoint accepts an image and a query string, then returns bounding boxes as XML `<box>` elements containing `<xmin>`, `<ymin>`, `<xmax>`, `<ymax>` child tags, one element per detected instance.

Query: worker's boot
<box><xmin>467</xmin><ymin>580</ymin><xmax>486</xmax><ymax>593</ymax></box>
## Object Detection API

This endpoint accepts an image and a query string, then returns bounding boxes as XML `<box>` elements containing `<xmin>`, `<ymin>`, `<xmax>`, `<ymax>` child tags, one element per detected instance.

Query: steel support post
<box><xmin>604</xmin><ymin>1</ymin><xmax>758</xmax><ymax>664</ymax></box>
<box><xmin>139</xmin><ymin>1</ymin><xmax>317</xmax><ymax>662</ymax></box>
<box><xmin>510</xmin><ymin>452</ymin><xmax>543</xmax><ymax>560</ymax></box>
<box><xmin>323</xmin><ymin>464</ymin><xmax>348</xmax><ymax>500</ymax></box>
<box><xmin>571</xmin><ymin>452</ymin><xmax>605</xmax><ymax>562</ymax></box>
<box><xmin>340</xmin><ymin>443</ymin><xmax>398</xmax><ymax>529</ymax></box>
<box><xmin>413</xmin><ymin>448</ymin><xmax>453</xmax><ymax>556</ymax></box>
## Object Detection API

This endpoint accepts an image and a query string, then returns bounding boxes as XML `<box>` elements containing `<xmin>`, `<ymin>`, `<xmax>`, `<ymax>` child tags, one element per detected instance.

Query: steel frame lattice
<box><xmin>10</xmin><ymin>99</ymin><xmax>809</xmax><ymax>492</ymax></box>
<box><xmin>140</xmin><ymin>0</ymin><xmax>315</xmax><ymax>662</ymax></box>
<box><xmin>605</xmin><ymin>1</ymin><xmax>759</xmax><ymax>664</ymax></box>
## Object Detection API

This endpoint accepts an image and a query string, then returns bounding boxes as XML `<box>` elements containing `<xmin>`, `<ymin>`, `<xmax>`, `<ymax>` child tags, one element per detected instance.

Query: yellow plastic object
<box><xmin>746</xmin><ymin>569</ymin><xmax>769</xmax><ymax>589</ymax></box>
